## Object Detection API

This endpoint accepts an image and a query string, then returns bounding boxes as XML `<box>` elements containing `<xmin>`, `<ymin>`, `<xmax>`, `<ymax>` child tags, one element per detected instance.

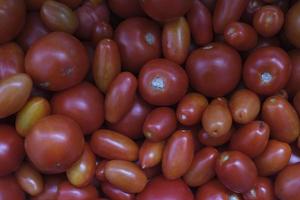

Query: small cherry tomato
<box><xmin>198</xmin><ymin>128</ymin><xmax>234</xmax><ymax>147</ymax></box>
<box><xmin>0</xmin><ymin>175</ymin><xmax>25</xmax><ymax>200</ymax></box>
<box><xmin>92</xmin><ymin>21</ymin><xmax>113</xmax><ymax>45</ymax></box>
<box><xmin>101</xmin><ymin>181</ymin><xmax>135</xmax><ymax>200</ymax></box>
<box><xmin>286</xmin><ymin>50</ymin><xmax>300</xmax><ymax>96</ymax></box>
<box><xmin>139</xmin><ymin>140</ymin><xmax>164</xmax><ymax>169</ymax></box>
<box><xmin>243</xmin><ymin>177</ymin><xmax>275</xmax><ymax>200</ymax></box>
<box><xmin>108</xmin><ymin>0</ymin><xmax>144</xmax><ymax>18</ymax></box>
<box><xmin>57</xmin><ymin>181</ymin><xmax>98</xmax><ymax>200</ymax></box>
<box><xmin>31</xmin><ymin>175</ymin><xmax>64</xmax><ymax>200</ymax></box>
<box><xmin>285</xmin><ymin>1</ymin><xmax>300</xmax><ymax>48</ymax></box>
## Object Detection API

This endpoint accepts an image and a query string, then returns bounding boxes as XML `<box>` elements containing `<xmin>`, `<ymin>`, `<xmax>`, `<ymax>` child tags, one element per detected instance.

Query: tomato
<box><xmin>31</xmin><ymin>175</ymin><xmax>64</xmax><ymax>200</ymax></box>
<box><xmin>293</xmin><ymin>91</ymin><xmax>300</xmax><ymax>116</ymax></box>
<box><xmin>0</xmin><ymin>42</ymin><xmax>24</xmax><ymax>80</ymax></box>
<box><xmin>25</xmin><ymin>115</ymin><xmax>85</xmax><ymax>174</ymax></box>
<box><xmin>243</xmin><ymin>46</ymin><xmax>291</xmax><ymax>96</ymax></box>
<box><xmin>162</xmin><ymin>130</ymin><xmax>194</xmax><ymax>179</ymax></box>
<box><xmin>143</xmin><ymin>107</ymin><xmax>177</xmax><ymax>142</ymax></box>
<box><xmin>51</xmin><ymin>82</ymin><xmax>104</xmax><ymax>134</ymax></box>
<box><xmin>108</xmin><ymin>96</ymin><xmax>152</xmax><ymax>139</ymax></box>
<box><xmin>187</xmin><ymin>0</ymin><xmax>213</xmax><ymax>46</ymax></box>
<box><xmin>75</xmin><ymin>0</ymin><xmax>110</xmax><ymax>40</ymax></box>
<box><xmin>262</xmin><ymin>95</ymin><xmax>300</xmax><ymax>143</ymax></box>
<box><xmin>95</xmin><ymin>160</ymin><xmax>108</xmax><ymax>182</ymax></box>
<box><xmin>57</xmin><ymin>181</ymin><xmax>98</xmax><ymax>200</ymax></box>
<box><xmin>100</xmin><ymin>181</ymin><xmax>135</xmax><ymax>200</ymax></box>
<box><xmin>108</xmin><ymin>0</ymin><xmax>145</xmax><ymax>18</ymax></box>
<box><xmin>136</xmin><ymin>176</ymin><xmax>194</xmax><ymax>200</ymax></box>
<box><xmin>105</xmin><ymin>72</ymin><xmax>137</xmax><ymax>123</ymax></box>
<box><xmin>229</xmin><ymin>121</ymin><xmax>270</xmax><ymax>158</ymax></box>
<box><xmin>139</xmin><ymin>140</ymin><xmax>164</xmax><ymax>169</ymax></box>
<box><xmin>243</xmin><ymin>177</ymin><xmax>275</xmax><ymax>200</ymax></box>
<box><xmin>0</xmin><ymin>175</ymin><xmax>25</xmax><ymax>200</ymax></box>
<box><xmin>275</xmin><ymin>164</ymin><xmax>300</xmax><ymax>200</ymax></box>
<box><xmin>0</xmin><ymin>73</ymin><xmax>32</xmax><ymax>118</ymax></box>
<box><xmin>242</xmin><ymin>0</ymin><xmax>265</xmax><ymax>23</ymax></box>
<box><xmin>202</xmin><ymin>98</ymin><xmax>232</xmax><ymax>137</ymax></box>
<box><xmin>186</xmin><ymin>43</ymin><xmax>241</xmax><ymax>97</ymax></box>
<box><xmin>139</xmin><ymin>58</ymin><xmax>188</xmax><ymax>106</ymax></box>
<box><xmin>16</xmin><ymin>162</ymin><xmax>44</xmax><ymax>196</ymax></box>
<box><xmin>253</xmin><ymin>5</ymin><xmax>284</xmax><ymax>37</ymax></box>
<box><xmin>215</xmin><ymin>151</ymin><xmax>257</xmax><ymax>193</ymax></box>
<box><xmin>213</xmin><ymin>0</ymin><xmax>249</xmax><ymax>34</ymax></box>
<box><xmin>0</xmin><ymin>125</ymin><xmax>25</xmax><ymax>176</ymax></box>
<box><xmin>286</xmin><ymin>50</ymin><xmax>300</xmax><ymax>96</ymax></box>
<box><xmin>284</xmin><ymin>1</ymin><xmax>300</xmax><ymax>48</ymax></box>
<box><xmin>90</xmin><ymin>129</ymin><xmax>139</xmax><ymax>161</ymax></box>
<box><xmin>104</xmin><ymin>160</ymin><xmax>147</xmax><ymax>193</ymax></box>
<box><xmin>162</xmin><ymin>17</ymin><xmax>190</xmax><ymax>65</ymax></box>
<box><xmin>41</xmin><ymin>0</ymin><xmax>79</xmax><ymax>34</ymax></box>
<box><xmin>0</xmin><ymin>0</ymin><xmax>26</xmax><ymax>44</ymax></box>
<box><xmin>198</xmin><ymin>128</ymin><xmax>233</xmax><ymax>147</ymax></box>
<box><xmin>114</xmin><ymin>17</ymin><xmax>161</xmax><ymax>73</ymax></box>
<box><xmin>229</xmin><ymin>89</ymin><xmax>261</xmax><ymax>124</ymax></box>
<box><xmin>139</xmin><ymin>0</ymin><xmax>193</xmax><ymax>22</ymax></box>
<box><xmin>254</xmin><ymin>140</ymin><xmax>291</xmax><ymax>176</ymax></box>
<box><xmin>92</xmin><ymin>21</ymin><xmax>113</xmax><ymax>45</ymax></box>
<box><xmin>25</xmin><ymin>32</ymin><xmax>89</xmax><ymax>91</ymax></box>
<box><xmin>224</xmin><ymin>22</ymin><xmax>258</xmax><ymax>51</ymax></box>
<box><xmin>183</xmin><ymin>147</ymin><xmax>219</xmax><ymax>187</ymax></box>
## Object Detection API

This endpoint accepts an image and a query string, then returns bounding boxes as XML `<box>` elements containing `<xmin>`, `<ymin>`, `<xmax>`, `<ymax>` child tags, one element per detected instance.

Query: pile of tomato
<box><xmin>1</xmin><ymin>0</ymin><xmax>300</xmax><ymax>199</ymax></box>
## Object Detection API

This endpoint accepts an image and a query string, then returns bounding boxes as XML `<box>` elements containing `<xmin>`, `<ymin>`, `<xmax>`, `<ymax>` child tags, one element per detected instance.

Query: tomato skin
<box><xmin>243</xmin><ymin>46</ymin><xmax>291</xmax><ymax>96</ymax></box>
<box><xmin>114</xmin><ymin>17</ymin><xmax>161</xmax><ymax>73</ymax></box>
<box><xmin>198</xmin><ymin>128</ymin><xmax>233</xmax><ymax>147</ymax></box>
<box><xmin>108</xmin><ymin>0</ymin><xmax>145</xmax><ymax>18</ymax></box>
<box><xmin>57</xmin><ymin>181</ymin><xmax>98</xmax><ymax>200</ymax></box>
<box><xmin>92</xmin><ymin>21</ymin><xmax>113</xmax><ymax>45</ymax></box>
<box><xmin>139</xmin><ymin>58</ymin><xmax>188</xmax><ymax>106</ymax></box>
<box><xmin>286</xmin><ymin>50</ymin><xmax>300</xmax><ymax>96</ymax></box>
<box><xmin>0</xmin><ymin>175</ymin><xmax>25</xmax><ymax>200</ymax></box>
<box><xmin>104</xmin><ymin>160</ymin><xmax>148</xmax><ymax>193</ymax></box>
<box><xmin>139</xmin><ymin>140</ymin><xmax>164</xmax><ymax>169</ymax></box>
<box><xmin>105</xmin><ymin>72</ymin><xmax>138</xmax><ymax>123</ymax></box>
<box><xmin>139</xmin><ymin>0</ymin><xmax>193</xmax><ymax>22</ymax></box>
<box><xmin>183</xmin><ymin>147</ymin><xmax>219</xmax><ymax>187</ymax></box>
<box><xmin>215</xmin><ymin>151</ymin><xmax>257</xmax><ymax>193</ymax></box>
<box><xmin>162</xmin><ymin>130</ymin><xmax>194</xmax><ymax>180</ymax></box>
<box><xmin>254</xmin><ymin>140</ymin><xmax>291</xmax><ymax>176</ymax></box>
<box><xmin>186</xmin><ymin>43</ymin><xmax>241</xmax><ymax>97</ymax></box>
<box><xmin>0</xmin><ymin>0</ymin><xmax>26</xmax><ymax>44</ymax></box>
<box><xmin>25</xmin><ymin>115</ymin><xmax>85</xmax><ymax>174</ymax></box>
<box><xmin>136</xmin><ymin>176</ymin><xmax>194</xmax><ymax>200</ymax></box>
<box><xmin>25</xmin><ymin>32</ymin><xmax>89</xmax><ymax>91</ymax></box>
<box><xmin>262</xmin><ymin>95</ymin><xmax>300</xmax><ymax>143</ymax></box>
<box><xmin>0</xmin><ymin>125</ymin><xmax>25</xmax><ymax>176</ymax></box>
<box><xmin>229</xmin><ymin>121</ymin><xmax>270</xmax><ymax>158</ymax></box>
<box><xmin>213</xmin><ymin>0</ymin><xmax>249</xmax><ymax>34</ymax></box>
<box><xmin>90</xmin><ymin>129</ymin><xmax>139</xmax><ymax>161</ymax></box>
<box><xmin>51</xmin><ymin>82</ymin><xmax>104</xmax><ymax>134</ymax></box>
<box><xmin>187</xmin><ymin>0</ymin><xmax>213</xmax><ymax>46</ymax></box>
<box><xmin>285</xmin><ymin>1</ymin><xmax>300</xmax><ymax>48</ymax></box>
<box><xmin>243</xmin><ymin>177</ymin><xmax>275</xmax><ymax>200</ymax></box>
<box><xmin>143</xmin><ymin>107</ymin><xmax>177</xmax><ymax>142</ymax></box>
<box><xmin>0</xmin><ymin>42</ymin><xmax>24</xmax><ymax>80</ymax></box>
<box><xmin>275</xmin><ymin>164</ymin><xmax>300</xmax><ymax>200</ymax></box>
<box><xmin>101</xmin><ymin>181</ymin><xmax>136</xmax><ymax>200</ymax></box>
<box><xmin>95</xmin><ymin>160</ymin><xmax>108</xmax><ymax>182</ymax></box>
<box><xmin>31</xmin><ymin>175</ymin><xmax>64</xmax><ymax>200</ymax></box>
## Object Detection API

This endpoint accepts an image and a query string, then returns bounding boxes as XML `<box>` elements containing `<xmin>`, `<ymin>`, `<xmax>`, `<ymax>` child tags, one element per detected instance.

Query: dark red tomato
<box><xmin>198</xmin><ymin>128</ymin><xmax>233</xmax><ymax>147</ymax></box>
<box><xmin>25</xmin><ymin>115</ymin><xmax>85</xmax><ymax>174</ymax></box>
<box><xmin>31</xmin><ymin>175</ymin><xmax>64</xmax><ymax>200</ymax></box>
<box><xmin>213</xmin><ymin>0</ymin><xmax>249</xmax><ymax>34</ymax></box>
<box><xmin>136</xmin><ymin>176</ymin><xmax>193</xmax><ymax>200</ymax></box>
<box><xmin>243</xmin><ymin>177</ymin><xmax>275</xmax><ymax>200</ymax></box>
<box><xmin>139</xmin><ymin>0</ymin><xmax>192</xmax><ymax>22</ymax></box>
<box><xmin>25</xmin><ymin>32</ymin><xmax>89</xmax><ymax>91</ymax></box>
<box><xmin>51</xmin><ymin>82</ymin><xmax>104</xmax><ymax>134</ymax></box>
<box><xmin>95</xmin><ymin>160</ymin><xmax>108</xmax><ymax>182</ymax></box>
<box><xmin>242</xmin><ymin>0</ymin><xmax>265</xmax><ymax>23</ymax></box>
<box><xmin>0</xmin><ymin>43</ymin><xmax>24</xmax><ymax>80</ymax></box>
<box><xmin>196</xmin><ymin>179</ymin><xmax>242</xmax><ymax>200</ymax></box>
<box><xmin>275</xmin><ymin>164</ymin><xmax>300</xmax><ymax>200</ymax></box>
<box><xmin>143</xmin><ymin>107</ymin><xmax>177</xmax><ymax>142</ymax></box>
<box><xmin>186</xmin><ymin>43</ymin><xmax>241</xmax><ymax>97</ymax></box>
<box><xmin>57</xmin><ymin>181</ymin><xmax>98</xmax><ymax>200</ymax></box>
<box><xmin>286</xmin><ymin>50</ymin><xmax>300</xmax><ymax>96</ymax></box>
<box><xmin>224</xmin><ymin>22</ymin><xmax>258</xmax><ymax>51</ymax></box>
<box><xmin>0</xmin><ymin>125</ymin><xmax>25</xmax><ymax>176</ymax></box>
<box><xmin>17</xmin><ymin>12</ymin><xmax>50</xmax><ymax>51</ymax></box>
<box><xmin>285</xmin><ymin>1</ymin><xmax>300</xmax><ymax>48</ymax></box>
<box><xmin>243</xmin><ymin>46</ymin><xmax>291</xmax><ymax>96</ymax></box>
<box><xmin>105</xmin><ymin>72</ymin><xmax>137</xmax><ymax>123</ymax></box>
<box><xmin>187</xmin><ymin>0</ymin><xmax>213</xmax><ymax>46</ymax></box>
<box><xmin>229</xmin><ymin>121</ymin><xmax>270</xmax><ymax>158</ymax></box>
<box><xmin>215</xmin><ymin>151</ymin><xmax>257</xmax><ymax>193</ymax></box>
<box><xmin>75</xmin><ymin>0</ymin><xmax>110</xmax><ymax>40</ymax></box>
<box><xmin>0</xmin><ymin>0</ymin><xmax>26</xmax><ymax>44</ymax></box>
<box><xmin>92</xmin><ymin>21</ymin><xmax>113</xmax><ymax>45</ymax></box>
<box><xmin>253</xmin><ymin>5</ymin><xmax>284</xmax><ymax>37</ymax></box>
<box><xmin>108</xmin><ymin>96</ymin><xmax>151</xmax><ymax>139</ymax></box>
<box><xmin>108</xmin><ymin>0</ymin><xmax>144</xmax><ymax>18</ymax></box>
<box><xmin>0</xmin><ymin>175</ymin><xmax>25</xmax><ymax>200</ymax></box>
<box><xmin>139</xmin><ymin>58</ymin><xmax>188</xmax><ymax>106</ymax></box>
<box><xmin>101</xmin><ymin>181</ymin><xmax>135</xmax><ymax>200</ymax></box>
<box><xmin>114</xmin><ymin>17</ymin><xmax>161</xmax><ymax>73</ymax></box>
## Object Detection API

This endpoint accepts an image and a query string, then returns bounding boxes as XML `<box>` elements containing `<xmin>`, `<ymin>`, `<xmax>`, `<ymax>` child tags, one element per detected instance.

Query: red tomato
<box><xmin>108</xmin><ymin>0</ymin><xmax>145</xmax><ymax>18</ymax></box>
<box><xmin>286</xmin><ymin>50</ymin><xmax>300</xmax><ymax>96</ymax></box>
<box><xmin>57</xmin><ymin>181</ymin><xmax>98</xmax><ymax>200</ymax></box>
<box><xmin>243</xmin><ymin>177</ymin><xmax>275</xmax><ymax>200</ymax></box>
<box><xmin>0</xmin><ymin>175</ymin><xmax>25</xmax><ymax>200</ymax></box>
